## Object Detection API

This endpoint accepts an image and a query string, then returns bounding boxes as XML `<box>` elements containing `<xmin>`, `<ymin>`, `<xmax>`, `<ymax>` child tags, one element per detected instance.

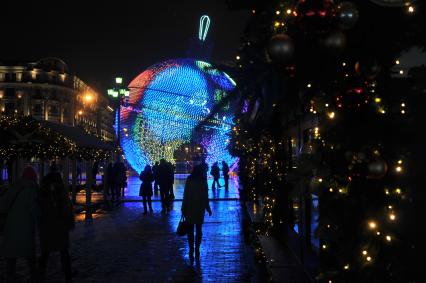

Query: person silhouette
<box><xmin>38</xmin><ymin>171</ymin><xmax>74</xmax><ymax>282</ymax></box>
<box><xmin>139</xmin><ymin>165</ymin><xmax>154</xmax><ymax>215</ymax></box>
<box><xmin>0</xmin><ymin>167</ymin><xmax>38</xmax><ymax>282</ymax></box>
<box><xmin>152</xmin><ymin>161</ymin><xmax>160</xmax><ymax>192</ymax></box>
<box><xmin>181</xmin><ymin>165</ymin><xmax>212</xmax><ymax>262</ymax></box>
<box><xmin>158</xmin><ymin>159</ymin><xmax>170</xmax><ymax>212</ymax></box>
<box><xmin>221</xmin><ymin>161</ymin><xmax>230</xmax><ymax>191</ymax></box>
<box><xmin>210</xmin><ymin>162</ymin><xmax>221</xmax><ymax>190</ymax></box>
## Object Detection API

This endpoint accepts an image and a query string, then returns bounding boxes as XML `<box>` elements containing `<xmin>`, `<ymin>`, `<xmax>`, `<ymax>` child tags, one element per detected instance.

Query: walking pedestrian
<box><xmin>139</xmin><ymin>165</ymin><xmax>154</xmax><ymax>215</ymax></box>
<box><xmin>112</xmin><ymin>160</ymin><xmax>127</xmax><ymax>201</ymax></box>
<box><xmin>158</xmin><ymin>159</ymin><xmax>170</xmax><ymax>212</ymax></box>
<box><xmin>0</xmin><ymin>166</ymin><xmax>38</xmax><ymax>282</ymax></box>
<box><xmin>222</xmin><ymin>161</ymin><xmax>230</xmax><ymax>191</ymax></box>
<box><xmin>106</xmin><ymin>162</ymin><xmax>114</xmax><ymax>196</ymax></box>
<box><xmin>167</xmin><ymin>161</ymin><xmax>175</xmax><ymax>200</ymax></box>
<box><xmin>38</xmin><ymin>171</ymin><xmax>75</xmax><ymax>283</ymax></box>
<box><xmin>181</xmin><ymin>165</ymin><xmax>212</xmax><ymax>262</ymax></box>
<box><xmin>152</xmin><ymin>161</ymin><xmax>160</xmax><ymax>192</ymax></box>
<box><xmin>210</xmin><ymin>162</ymin><xmax>221</xmax><ymax>190</ymax></box>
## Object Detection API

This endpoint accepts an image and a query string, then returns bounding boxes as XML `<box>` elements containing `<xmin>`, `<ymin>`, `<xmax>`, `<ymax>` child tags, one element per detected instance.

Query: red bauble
<box><xmin>296</xmin><ymin>0</ymin><xmax>336</xmax><ymax>33</ymax></box>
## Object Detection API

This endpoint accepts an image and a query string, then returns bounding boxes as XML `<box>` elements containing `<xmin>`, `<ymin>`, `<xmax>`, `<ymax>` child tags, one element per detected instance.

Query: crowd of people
<box><xmin>0</xmin><ymin>165</ymin><xmax>75</xmax><ymax>283</ymax></box>
<box><xmin>0</xmin><ymin>158</ymin><xmax>231</xmax><ymax>281</ymax></box>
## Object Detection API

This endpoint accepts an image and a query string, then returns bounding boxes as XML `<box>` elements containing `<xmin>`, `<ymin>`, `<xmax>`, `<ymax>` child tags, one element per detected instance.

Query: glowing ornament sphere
<box><xmin>121</xmin><ymin>58</ymin><xmax>237</xmax><ymax>173</ymax></box>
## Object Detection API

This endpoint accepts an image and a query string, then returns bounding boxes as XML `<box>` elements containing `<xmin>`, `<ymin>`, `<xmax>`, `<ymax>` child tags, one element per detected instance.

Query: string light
<box><xmin>122</xmin><ymin>59</ymin><xmax>237</xmax><ymax>173</ymax></box>
<box><xmin>368</xmin><ymin>221</ymin><xmax>377</xmax><ymax>229</ymax></box>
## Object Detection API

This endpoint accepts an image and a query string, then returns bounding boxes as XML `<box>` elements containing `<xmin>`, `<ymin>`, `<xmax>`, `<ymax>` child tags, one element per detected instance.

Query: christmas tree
<box><xmin>226</xmin><ymin>0</ymin><xmax>425</xmax><ymax>281</ymax></box>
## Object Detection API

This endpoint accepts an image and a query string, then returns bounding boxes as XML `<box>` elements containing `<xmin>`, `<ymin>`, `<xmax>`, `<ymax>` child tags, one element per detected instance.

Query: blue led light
<box><xmin>121</xmin><ymin>58</ymin><xmax>237</xmax><ymax>174</ymax></box>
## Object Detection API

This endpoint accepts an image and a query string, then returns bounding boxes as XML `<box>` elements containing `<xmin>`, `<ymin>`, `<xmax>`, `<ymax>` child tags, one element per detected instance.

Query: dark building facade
<box><xmin>0</xmin><ymin>58</ymin><xmax>115</xmax><ymax>141</ymax></box>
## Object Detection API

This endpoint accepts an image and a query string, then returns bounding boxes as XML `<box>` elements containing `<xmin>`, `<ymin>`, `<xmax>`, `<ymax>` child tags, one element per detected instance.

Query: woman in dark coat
<box><xmin>139</xmin><ymin>165</ymin><xmax>154</xmax><ymax>215</ymax></box>
<box><xmin>181</xmin><ymin>165</ymin><xmax>212</xmax><ymax>261</ymax></box>
<box><xmin>38</xmin><ymin>172</ymin><xmax>74</xmax><ymax>283</ymax></box>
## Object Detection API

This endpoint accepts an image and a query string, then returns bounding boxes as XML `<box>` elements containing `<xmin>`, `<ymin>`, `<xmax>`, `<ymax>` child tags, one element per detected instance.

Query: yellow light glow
<box><xmin>395</xmin><ymin>166</ymin><xmax>402</xmax><ymax>173</ymax></box>
<box><xmin>374</xmin><ymin>97</ymin><xmax>381</xmax><ymax>103</ymax></box>
<box><xmin>78</xmin><ymin>110</ymin><xmax>83</xmax><ymax>115</ymax></box>
<box><xmin>395</xmin><ymin>188</ymin><xmax>401</xmax><ymax>194</ymax></box>
<box><xmin>286</xmin><ymin>9</ymin><xmax>292</xmax><ymax>14</ymax></box>
<box><xmin>328</xmin><ymin>112</ymin><xmax>335</xmax><ymax>119</ymax></box>
<box><xmin>84</xmin><ymin>93</ymin><xmax>93</xmax><ymax>102</ymax></box>
<box><xmin>398</xmin><ymin>160</ymin><xmax>402</xmax><ymax>164</ymax></box>
<box><xmin>408</xmin><ymin>6</ymin><xmax>415</xmax><ymax>13</ymax></box>
<box><xmin>236</xmin><ymin>55</ymin><xmax>240</xmax><ymax>60</ymax></box>
<box><xmin>366</xmin><ymin>256</ymin><xmax>372</xmax><ymax>262</ymax></box>
<box><xmin>274</xmin><ymin>21</ymin><xmax>281</xmax><ymax>28</ymax></box>
<box><xmin>329</xmin><ymin>188</ymin><xmax>334</xmax><ymax>192</ymax></box>
<box><xmin>276</xmin><ymin>10</ymin><xmax>281</xmax><ymax>15</ymax></box>
<box><xmin>377</xmin><ymin>231</ymin><xmax>381</xmax><ymax>235</ymax></box>
<box><xmin>344</xmin><ymin>264</ymin><xmax>350</xmax><ymax>270</ymax></box>
<box><xmin>395</xmin><ymin>60</ymin><xmax>400</xmax><ymax>65</ymax></box>
<box><xmin>325</xmin><ymin>103</ymin><xmax>329</xmax><ymax>107</ymax></box>
<box><xmin>318</xmin><ymin>178</ymin><xmax>323</xmax><ymax>183</ymax></box>
<box><xmin>389</xmin><ymin>213</ymin><xmax>396</xmax><ymax>221</ymax></box>
<box><xmin>342</xmin><ymin>62</ymin><xmax>346</xmax><ymax>66</ymax></box>
<box><xmin>362</xmin><ymin>250</ymin><xmax>367</xmax><ymax>255</ymax></box>
<box><xmin>385</xmin><ymin>189</ymin><xmax>390</xmax><ymax>195</ymax></box>
<box><xmin>338</xmin><ymin>189</ymin><xmax>343</xmax><ymax>193</ymax></box>
<box><xmin>399</xmin><ymin>70</ymin><xmax>404</xmax><ymax>75</ymax></box>
<box><xmin>386</xmin><ymin>235</ymin><xmax>392</xmax><ymax>242</ymax></box>
<box><xmin>322</xmin><ymin>244</ymin><xmax>327</xmax><ymax>249</ymax></box>
<box><xmin>380</xmin><ymin>109</ymin><xmax>386</xmax><ymax>114</ymax></box>
<box><xmin>368</xmin><ymin>221</ymin><xmax>377</xmax><ymax>229</ymax></box>
<box><xmin>401</xmin><ymin>103</ymin><xmax>406</xmax><ymax>107</ymax></box>
<box><xmin>401</xmin><ymin>110</ymin><xmax>406</xmax><ymax>114</ymax></box>
<box><xmin>307</xmin><ymin>83</ymin><xmax>312</xmax><ymax>88</ymax></box>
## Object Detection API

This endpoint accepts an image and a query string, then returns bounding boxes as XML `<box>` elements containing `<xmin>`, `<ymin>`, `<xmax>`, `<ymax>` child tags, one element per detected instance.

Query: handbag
<box><xmin>176</xmin><ymin>215</ymin><xmax>190</xmax><ymax>236</ymax></box>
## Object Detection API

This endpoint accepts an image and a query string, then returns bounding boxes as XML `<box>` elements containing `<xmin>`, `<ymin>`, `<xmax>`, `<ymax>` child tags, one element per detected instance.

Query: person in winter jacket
<box><xmin>139</xmin><ymin>165</ymin><xmax>154</xmax><ymax>214</ymax></box>
<box><xmin>0</xmin><ymin>166</ymin><xmax>38</xmax><ymax>282</ymax></box>
<box><xmin>181</xmin><ymin>165</ymin><xmax>212</xmax><ymax>262</ymax></box>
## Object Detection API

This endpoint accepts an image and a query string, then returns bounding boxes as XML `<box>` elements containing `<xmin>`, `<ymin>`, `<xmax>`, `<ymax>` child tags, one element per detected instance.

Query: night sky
<box><xmin>1</xmin><ymin>1</ymin><xmax>249</xmax><ymax>91</ymax></box>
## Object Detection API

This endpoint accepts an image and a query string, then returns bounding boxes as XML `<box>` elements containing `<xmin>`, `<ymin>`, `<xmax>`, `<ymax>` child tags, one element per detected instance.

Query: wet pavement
<box><xmin>0</xmin><ymin>176</ymin><xmax>257</xmax><ymax>283</ymax></box>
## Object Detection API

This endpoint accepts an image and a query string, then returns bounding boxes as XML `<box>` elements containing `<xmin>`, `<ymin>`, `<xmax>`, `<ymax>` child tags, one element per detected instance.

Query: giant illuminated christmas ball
<box><xmin>121</xmin><ymin>58</ymin><xmax>238</xmax><ymax>174</ymax></box>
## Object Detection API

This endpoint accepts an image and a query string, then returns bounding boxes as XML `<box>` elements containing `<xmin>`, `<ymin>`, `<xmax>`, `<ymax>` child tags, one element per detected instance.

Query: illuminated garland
<box><xmin>0</xmin><ymin>115</ymin><xmax>112</xmax><ymax>160</ymax></box>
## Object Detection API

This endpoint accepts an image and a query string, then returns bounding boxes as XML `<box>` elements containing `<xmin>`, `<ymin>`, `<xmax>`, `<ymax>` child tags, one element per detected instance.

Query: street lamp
<box><xmin>107</xmin><ymin>77</ymin><xmax>129</xmax><ymax>147</ymax></box>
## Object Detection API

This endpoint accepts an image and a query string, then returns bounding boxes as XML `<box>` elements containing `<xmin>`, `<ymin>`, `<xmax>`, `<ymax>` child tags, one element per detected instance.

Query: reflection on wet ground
<box><xmin>20</xmin><ymin>201</ymin><xmax>251</xmax><ymax>282</ymax></box>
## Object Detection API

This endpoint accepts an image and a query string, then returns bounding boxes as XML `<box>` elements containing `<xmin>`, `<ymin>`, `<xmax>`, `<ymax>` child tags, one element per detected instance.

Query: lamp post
<box><xmin>107</xmin><ymin>77</ymin><xmax>129</xmax><ymax>147</ymax></box>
